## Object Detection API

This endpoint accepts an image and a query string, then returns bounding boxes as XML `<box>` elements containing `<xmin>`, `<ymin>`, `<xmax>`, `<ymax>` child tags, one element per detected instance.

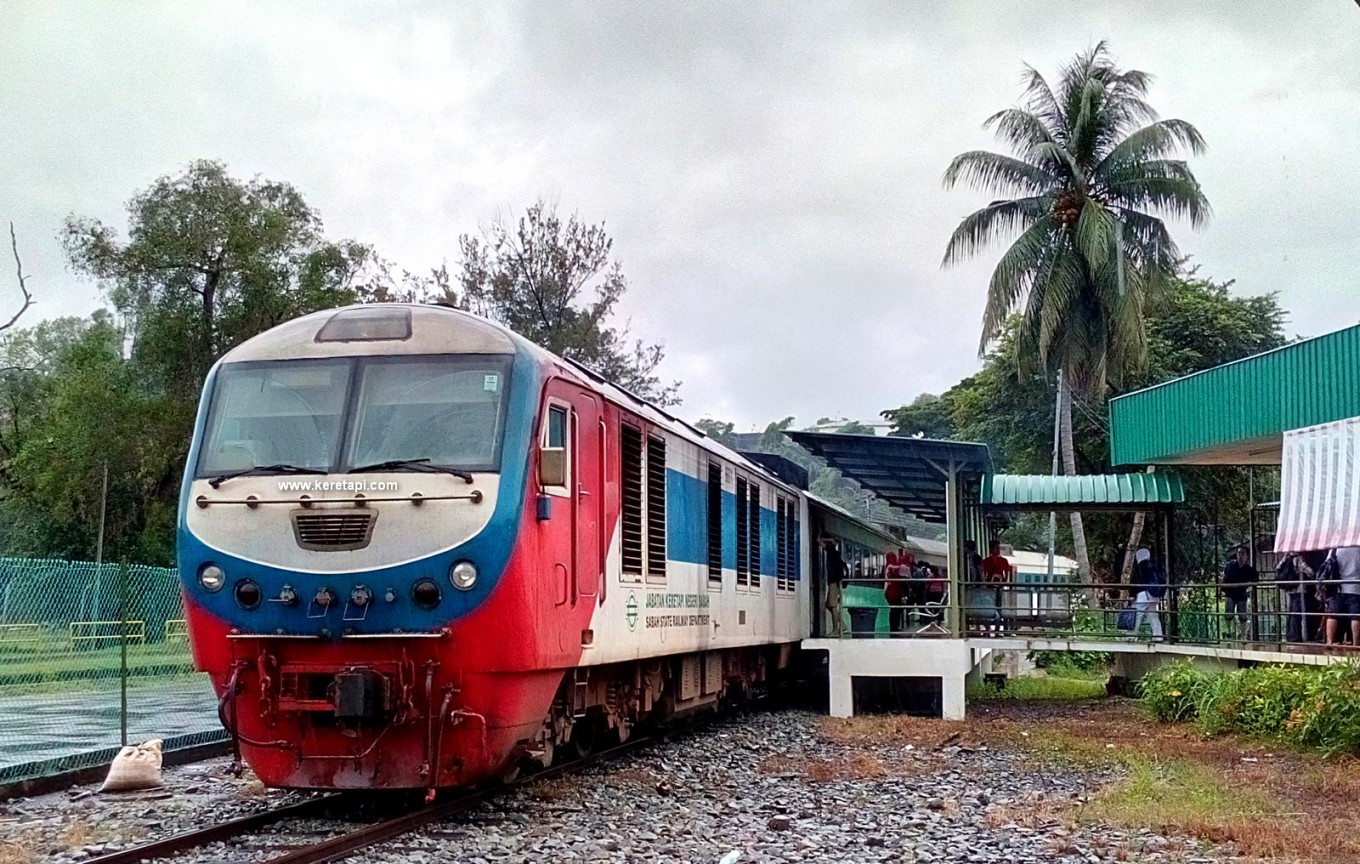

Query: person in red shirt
<box><xmin>883</xmin><ymin>549</ymin><xmax>915</xmax><ymax>634</ymax></box>
<box><xmin>980</xmin><ymin>541</ymin><xmax>1012</xmax><ymax>633</ymax></box>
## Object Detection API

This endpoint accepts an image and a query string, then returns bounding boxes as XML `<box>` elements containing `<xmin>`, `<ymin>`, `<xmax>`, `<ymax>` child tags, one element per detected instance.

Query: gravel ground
<box><xmin>0</xmin><ymin>755</ymin><xmax>318</xmax><ymax>862</ymax></box>
<box><xmin>387</xmin><ymin>711</ymin><xmax>1241</xmax><ymax>864</ymax></box>
<box><xmin>1</xmin><ymin>710</ymin><xmax>1245</xmax><ymax>864</ymax></box>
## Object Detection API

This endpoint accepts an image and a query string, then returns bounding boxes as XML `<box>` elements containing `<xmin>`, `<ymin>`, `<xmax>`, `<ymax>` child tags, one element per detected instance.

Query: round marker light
<box><xmin>350</xmin><ymin>585</ymin><xmax>373</xmax><ymax>608</ymax></box>
<box><xmin>450</xmin><ymin>561</ymin><xmax>478</xmax><ymax>591</ymax></box>
<box><xmin>234</xmin><ymin>580</ymin><xmax>262</xmax><ymax>610</ymax></box>
<box><xmin>198</xmin><ymin>564</ymin><xmax>225</xmax><ymax>592</ymax></box>
<box><xmin>412</xmin><ymin>578</ymin><xmax>441</xmax><ymax>609</ymax></box>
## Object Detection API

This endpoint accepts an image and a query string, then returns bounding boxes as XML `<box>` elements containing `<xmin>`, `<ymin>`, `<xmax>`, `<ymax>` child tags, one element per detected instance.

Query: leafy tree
<box><xmin>63</xmin><ymin>160</ymin><xmax>377</xmax><ymax>400</ymax></box>
<box><xmin>693</xmin><ymin>418</ymin><xmax>739</xmax><ymax>449</ymax></box>
<box><xmin>0</xmin><ymin>318</ymin><xmax>185</xmax><ymax>564</ymax></box>
<box><xmin>458</xmin><ymin>200</ymin><xmax>679</xmax><ymax>406</ymax></box>
<box><xmin>941</xmin><ymin>42</ymin><xmax>1210</xmax><ymax>580</ymax></box>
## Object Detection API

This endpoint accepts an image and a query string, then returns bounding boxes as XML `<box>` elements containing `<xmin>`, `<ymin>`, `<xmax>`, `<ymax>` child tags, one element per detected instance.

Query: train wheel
<box><xmin>569</xmin><ymin>719</ymin><xmax>599</xmax><ymax>760</ymax></box>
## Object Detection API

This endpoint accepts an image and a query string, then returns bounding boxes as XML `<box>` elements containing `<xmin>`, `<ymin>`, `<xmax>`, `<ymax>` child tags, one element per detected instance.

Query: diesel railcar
<box><xmin>178</xmin><ymin>304</ymin><xmax>813</xmax><ymax>792</ymax></box>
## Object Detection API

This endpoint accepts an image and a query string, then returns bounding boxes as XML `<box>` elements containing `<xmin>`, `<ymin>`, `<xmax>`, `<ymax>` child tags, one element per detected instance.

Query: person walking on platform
<box><xmin>981</xmin><ymin>541</ymin><xmax>1013</xmax><ymax>634</ymax></box>
<box><xmin>1280</xmin><ymin>551</ymin><xmax>1321</xmax><ymax>643</ymax></box>
<box><xmin>963</xmin><ymin>540</ymin><xmax>995</xmax><ymax>634</ymax></box>
<box><xmin>883</xmin><ymin>551</ymin><xmax>912</xmax><ymax>635</ymax></box>
<box><xmin>821</xmin><ymin>535</ymin><xmax>848</xmax><ymax>638</ymax></box>
<box><xmin>1325</xmin><ymin>546</ymin><xmax>1360</xmax><ymax>647</ymax></box>
<box><xmin>1222</xmin><ymin>546</ymin><xmax>1258</xmax><ymax>641</ymax></box>
<box><xmin>1130</xmin><ymin>548</ymin><xmax>1166</xmax><ymax>641</ymax></box>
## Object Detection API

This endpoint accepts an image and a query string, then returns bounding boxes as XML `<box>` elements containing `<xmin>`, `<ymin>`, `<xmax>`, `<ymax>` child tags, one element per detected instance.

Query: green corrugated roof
<box><xmin>1109</xmin><ymin>323</ymin><xmax>1360</xmax><ymax>466</ymax></box>
<box><xmin>982</xmin><ymin>473</ymin><xmax>1184</xmax><ymax>508</ymax></box>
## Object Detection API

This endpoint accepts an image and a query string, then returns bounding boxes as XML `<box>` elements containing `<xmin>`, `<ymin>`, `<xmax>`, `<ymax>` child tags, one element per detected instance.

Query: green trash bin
<box><xmin>848</xmin><ymin>607</ymin><xmax>879</xmax><ymax>638</ymax></box>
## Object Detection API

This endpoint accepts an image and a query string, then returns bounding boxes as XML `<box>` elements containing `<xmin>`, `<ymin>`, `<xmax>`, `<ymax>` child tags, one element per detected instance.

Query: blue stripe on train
<box><xmin>665</xmin><ymin>469</ymin><xmax>801</xmax><ymax>580</ymax></box>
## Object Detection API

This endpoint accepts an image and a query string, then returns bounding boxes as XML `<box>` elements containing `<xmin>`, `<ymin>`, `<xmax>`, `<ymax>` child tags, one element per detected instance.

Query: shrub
<box><xmin>1194</xmin><ymin>666</ymin><xmax>1311</xmax><ymax>738</ymax></box>
<box><xmin>1139</xmin><ymin>661</ymin><xmax>1210</xmax><ymax>723</ymax></box>
<box><xmin>1287</xmin><ymin>663</ymin><xmax>1360</xmax><ymax>755</ymax></box>
<box><xmin>1141</xmin><ymin>661</ymin><xmax>1360</xmax><ymax>755</ymax></box>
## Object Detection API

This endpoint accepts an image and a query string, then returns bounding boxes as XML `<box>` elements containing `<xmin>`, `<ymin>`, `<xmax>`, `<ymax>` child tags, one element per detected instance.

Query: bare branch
<box><xmin>2</xmin><ymin>223</ymin><xmax>35</xmax><ymax>333</ymax></box>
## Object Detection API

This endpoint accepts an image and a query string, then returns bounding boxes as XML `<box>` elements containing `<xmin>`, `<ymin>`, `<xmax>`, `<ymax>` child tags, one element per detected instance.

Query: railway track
<box><xmin>84</xmin><ymin>733</ymin><xmax>660</xmax><ymax>864</ymax></box>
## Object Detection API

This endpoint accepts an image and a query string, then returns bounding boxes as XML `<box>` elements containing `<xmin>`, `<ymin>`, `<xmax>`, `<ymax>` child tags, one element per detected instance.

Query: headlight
<box><xmin>450</xmin><ymin>561</ymin><xmax>478</xmax><ymax>591</ymax></box>
<box><xmin>198</xmin><ymin>564</ymin><xmax>225</xmax><ymax>592</ymax></box>
<box><xmin>350</xmin><ymin>585</ymin><xmax>373</xmax><ymax>607</ymax></box>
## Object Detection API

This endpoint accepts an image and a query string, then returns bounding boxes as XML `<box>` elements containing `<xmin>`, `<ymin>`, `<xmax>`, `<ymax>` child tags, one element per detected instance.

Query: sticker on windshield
<box><xmin>483</xmin><ymin>374</ymin><xmax>499</xmax><ymax>392</ymax></box>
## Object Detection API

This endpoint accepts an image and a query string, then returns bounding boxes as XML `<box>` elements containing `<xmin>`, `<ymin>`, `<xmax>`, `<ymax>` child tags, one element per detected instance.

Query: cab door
<box><xmin>572</xmin><ymin>393</ymin><xmax>604</xmax><ymax>604</ymax></box>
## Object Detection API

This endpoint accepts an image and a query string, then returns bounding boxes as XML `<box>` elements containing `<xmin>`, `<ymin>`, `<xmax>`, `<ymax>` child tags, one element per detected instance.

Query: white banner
<box><xmin>1277</xmin><ymin>417</ymin><xmax>1360</xmax><ymax>552</ymax></box>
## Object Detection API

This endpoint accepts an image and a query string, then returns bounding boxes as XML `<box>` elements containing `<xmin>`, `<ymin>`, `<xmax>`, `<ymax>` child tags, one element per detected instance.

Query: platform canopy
<box><xmin>1109</xmin><ymin>323</ymin><xmax>1360</xmax><ymax>466</ymax></box>
<box><xmin>785</xmin><ymin>432</ymin><xmax>992</xmax><ymax>524</ymax></box>
<box><xmin>982</xmin><ymin>473</ymin><xmax>1185</xmax><ymax>511</ymax></box>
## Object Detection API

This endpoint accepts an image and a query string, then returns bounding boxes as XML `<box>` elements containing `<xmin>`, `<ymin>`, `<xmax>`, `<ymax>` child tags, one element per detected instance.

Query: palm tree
<box><xmin>941</xmin><ymin>42</ymin><xmax>1209</xmax><ymax>584</ymax></box>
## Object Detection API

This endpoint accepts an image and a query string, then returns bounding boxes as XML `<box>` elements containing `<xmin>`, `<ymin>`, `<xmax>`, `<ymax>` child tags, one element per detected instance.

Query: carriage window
<box><xmin>197</xmin><ymin>359</ymin><xmax>350</xmax><ymax>475</ymax></box>
<box><xmin>547</xmin><ymin>405</ymin><xmax>567</xmax><ymax>448</ymax></box>
<box><xmin>707</xmin><ymin>462</ymin><xmax>723</xmax><ymax>586</ymax></box>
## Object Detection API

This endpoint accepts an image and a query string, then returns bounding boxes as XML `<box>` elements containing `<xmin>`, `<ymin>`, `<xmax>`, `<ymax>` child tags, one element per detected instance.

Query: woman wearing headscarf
<box><xmin>1130</xmin><ymin>548</ymin><xmax>1166</xmax><ymax>641</ymax></box>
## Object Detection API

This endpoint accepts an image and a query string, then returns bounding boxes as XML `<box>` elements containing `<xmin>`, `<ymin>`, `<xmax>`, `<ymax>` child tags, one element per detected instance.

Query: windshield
<box><xmin>195</xmin><ymin>355</ymin><xmax>513</xmax><ymax>477</ymax></box>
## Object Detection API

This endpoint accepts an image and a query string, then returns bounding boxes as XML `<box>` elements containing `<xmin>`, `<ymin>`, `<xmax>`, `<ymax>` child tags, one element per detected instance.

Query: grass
<box><xmin>968</xmin><ymin>673</ymin><xmax>1107</xmax><ymax>702</ymax></box>
<box><xmin>820</xmin><ymin>700</ymin><xmax>1360</xmax><ymax>862</ymax></box>
<box><xmin>1084</xmin><ymin>757</ymin><xmax>1273</xmax><ymax>825</ymax></box>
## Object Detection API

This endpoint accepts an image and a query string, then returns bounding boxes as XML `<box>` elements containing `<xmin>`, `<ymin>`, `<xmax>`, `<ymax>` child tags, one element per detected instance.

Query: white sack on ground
<box><xmin>98</xmin><ymin>738</ymin><xmax>165</xmax><ymax>793</ymax></box>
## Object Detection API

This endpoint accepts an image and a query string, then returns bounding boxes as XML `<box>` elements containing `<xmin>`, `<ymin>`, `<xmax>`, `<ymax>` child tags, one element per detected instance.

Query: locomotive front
<box><xmin>178</xmin><ymin>305</ymin><xmax>553</xmax><ymax>791</ymax></box>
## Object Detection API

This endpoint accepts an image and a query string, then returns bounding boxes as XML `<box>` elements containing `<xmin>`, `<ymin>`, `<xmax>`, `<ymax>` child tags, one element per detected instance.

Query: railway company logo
<box><xmin>625</xmin><ymin>593</ymin><xmax>639</xmax><ymax>630</ymax></box>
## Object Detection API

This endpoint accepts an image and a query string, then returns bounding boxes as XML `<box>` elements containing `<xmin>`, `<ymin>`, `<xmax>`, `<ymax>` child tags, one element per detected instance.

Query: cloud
<box><xmin>2</xmin><ymin>0</ymin><xmax>1357</xmax><ymax>429</ymax></box>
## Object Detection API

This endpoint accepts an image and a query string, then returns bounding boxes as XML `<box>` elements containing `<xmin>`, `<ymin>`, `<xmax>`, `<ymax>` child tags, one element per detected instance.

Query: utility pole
<box><xmin>1047</xmin><ymin>370</ymin><xmax>1061</xmax><ymax>581</ymax></box>
<box><xmin>96</xmin><ymin>461</ymin><xmax>108</xmax><ymax>566</ymax></box>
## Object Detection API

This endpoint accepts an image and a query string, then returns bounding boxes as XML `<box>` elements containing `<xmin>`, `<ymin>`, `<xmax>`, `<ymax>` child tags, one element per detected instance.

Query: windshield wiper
<box><xmin>208</xmin><ymin>463</ymin><xmax>327</xmax><ymax>489</ymax></box>
<box><xmin>347</xmin><ymin>458</ymin><xmax>474</xmax><ymax>484</ymax></box>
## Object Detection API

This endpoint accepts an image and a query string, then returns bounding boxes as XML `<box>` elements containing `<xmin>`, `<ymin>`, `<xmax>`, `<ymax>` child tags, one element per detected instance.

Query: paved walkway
<box><xmin>0</xmin><ymin>677</ymin><xmax>222</xmax><ymax>770</ymax></box>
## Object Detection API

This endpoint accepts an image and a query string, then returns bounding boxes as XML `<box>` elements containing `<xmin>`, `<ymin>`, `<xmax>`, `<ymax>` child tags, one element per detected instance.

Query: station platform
<box><xmin>801</xmin><ymin>636</ymin><xmax>1347</xmax><ymax>720</ymax></box>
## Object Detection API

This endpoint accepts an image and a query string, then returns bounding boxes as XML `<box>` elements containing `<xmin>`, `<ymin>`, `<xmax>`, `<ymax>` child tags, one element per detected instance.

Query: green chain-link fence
<box><xmin>0</xmin><ymin>558</ymin><xmax>225</xmax><ymax>785</ymax></box>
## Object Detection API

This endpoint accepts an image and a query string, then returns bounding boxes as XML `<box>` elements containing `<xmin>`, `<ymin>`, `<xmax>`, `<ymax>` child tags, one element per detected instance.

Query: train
<box><xmin>177</xmin><ymin>303</ymin><xmax>894</xmax><ymax>793</ymax></box>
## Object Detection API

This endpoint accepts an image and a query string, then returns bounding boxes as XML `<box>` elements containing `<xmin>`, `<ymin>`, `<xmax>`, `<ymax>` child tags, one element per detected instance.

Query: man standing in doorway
<box><xmin>821</xmin><ymin>535</ymin><xmax>848</xmax><ymax>638</ymax></box>
<box><xmin>1222</xmin><ymin>546</ymin><xmax>1258</xmax><ymax>641</ymax></box>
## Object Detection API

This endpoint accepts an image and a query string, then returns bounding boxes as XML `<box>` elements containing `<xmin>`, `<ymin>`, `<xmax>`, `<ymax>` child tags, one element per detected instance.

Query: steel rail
<box><xmin>264</xmin><ymin>735</ymin><xmax>660</xmax><ymax>864</ymax></box>
<box><xmin>82</xmin><ymin>794</ymin><xmax>347</xmax><ymax>864</ymax></box>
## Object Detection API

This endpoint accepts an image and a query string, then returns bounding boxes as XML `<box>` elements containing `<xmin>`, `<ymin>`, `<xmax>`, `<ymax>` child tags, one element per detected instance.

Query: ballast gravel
<box><xmin>1</xmin><ymin>710</ymin><xmax>1245</xmax><ymax>864</ymax></box>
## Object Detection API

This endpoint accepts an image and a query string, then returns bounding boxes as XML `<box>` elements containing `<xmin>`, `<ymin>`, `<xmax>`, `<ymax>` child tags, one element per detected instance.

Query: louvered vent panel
<box><xmin>646</xmin><ymin>435</ymin><xmax>667</xmax><ymax>579</ymax></box>
<box><xmin>292</xmin><ymin>512</ymin><xmax>376</xmax><ymax>551</ymax></box>
<box><xmin>620</xmin><ymin>425</ymin><xmax>645</xmax><ymax>576</ymax></box>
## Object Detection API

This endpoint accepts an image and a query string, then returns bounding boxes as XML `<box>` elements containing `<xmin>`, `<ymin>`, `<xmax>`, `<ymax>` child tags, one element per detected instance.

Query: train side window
<box><xmin>788</xmin><ymin>498</ymin><xmax>800</xmax><ymax>590</ymax></box>
<box><xmin>645</xmin><ymin>435</ymin><xmax>667</xmax><ymax>582</ymax></box>
<box><xmin>620</xmin><ymin>424</ymin><xmax>644</xmax><ymax>582</ymax></box>
<box><xmin>540</xmin><ymin>403</ymin><xmax>571</xmax><ymax>494</ymax></box>
<box><xmin>735</xmin><ymin>478</ymin><xmax>749</xmax><ymax>587</ymax></box>
<box><xmin>706</xmin><ymin>462</ymin><xmax>723</xmax><ymax>587</ymax></box>
<box><xmin>747</xmin><ymin>482</ymin><xmax>761</xmax><ymax>590</ymax></box>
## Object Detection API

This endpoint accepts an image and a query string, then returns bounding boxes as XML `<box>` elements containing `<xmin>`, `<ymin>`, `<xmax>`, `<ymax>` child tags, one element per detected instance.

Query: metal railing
<box><xmin>829</xmin><ymin>575</ymin><xmax>1360</xmax><ymax>651</ymax></box>
<box><xmin>0</xmin><ymin>558</ymin><xmax>224</xmax><ymax>786</ymax></box>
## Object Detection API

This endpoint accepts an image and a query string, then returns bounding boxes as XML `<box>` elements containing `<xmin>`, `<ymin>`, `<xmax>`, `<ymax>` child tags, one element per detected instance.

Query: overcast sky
<box><xmin>4</xmin><ymin>1</ymin><xmax>1358</xmax><ymax>431</ymax></box>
